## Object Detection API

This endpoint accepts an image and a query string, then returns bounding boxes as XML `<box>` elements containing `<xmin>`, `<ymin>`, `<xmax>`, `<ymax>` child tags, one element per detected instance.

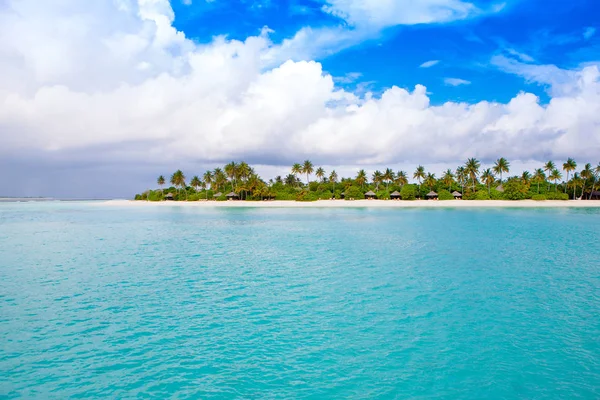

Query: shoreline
<box><xmin>100</xmin><ymin>199</ymin><xmax>600</xmax><ymax>208</ymax></box>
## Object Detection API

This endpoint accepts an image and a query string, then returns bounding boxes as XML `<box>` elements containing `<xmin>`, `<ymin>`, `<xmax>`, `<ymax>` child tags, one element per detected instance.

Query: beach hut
<box><xmin>365</xmin><ymin>190</ymin><xmax>377</xmax><ymax>200</ymax></box>
<box><xmin>452</xmin><ymin>191</ymin><xmax>463</xmax><ymax>199</ymax></box>
<box><xmin>390</xmin><ymin>191</ymin><xmax>401</xmax><ymax>200</ymax></box>
<box><xmin>340</xmin><ymin>192</ymin><xmax>345</xmax><ymax>199</ymax></box>
<box><xmin>213</xmin><ymin>192</ymin><xmax>222</xmax><ymax>200</ymax></box>
<box><xmin>226</xmin><ymin>192</ymin><xmax>240</xmax><ymax>200</ymax></box>
<box><xmin>496</xmin><ymin>184</ymin><xmax>504</xmax><ymax>193</ymax></box>
<box><xmin>426</xmin><ymin>191</ymin><xmax>438</xmax><ymax>200</ymax></box>
<box><xmin>589</xmin><ymin>190</ymin><xmax>600</xmax><ymax>200</ymax></box>
<box><xmin>164</xmin><ymin>193</ymin><xmax>174</xmax><ymax>201</ymax></box>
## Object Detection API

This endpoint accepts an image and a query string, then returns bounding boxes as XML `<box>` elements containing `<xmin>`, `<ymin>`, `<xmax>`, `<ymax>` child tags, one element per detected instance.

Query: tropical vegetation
<box><xmin>135</xmin><ymin>159</ymin><xmax>600</xmax><ymax>202</ymax></box>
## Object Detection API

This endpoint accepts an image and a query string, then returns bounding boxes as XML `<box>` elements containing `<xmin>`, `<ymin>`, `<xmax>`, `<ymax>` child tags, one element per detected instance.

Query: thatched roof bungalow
<box><xmin>452</xmin><ymin>191</ymin><xmax>462</xmax><ymax>199</ymax></box>
<box><xmin>390</xmin><ymin>191</ymin><xmax>401</xmax><ymax>200</ymax></box>
<box><xmin>365</xmin><ymin>190</ymin><xmax>377</xmax><ymax>199</ymax></box>
<box><xmin>226</xmin><ymin>192</ymin><xmax>240</xmax><ymax>200</ymax></box>
<box><xmin>426</xmin><ymin>191</ymin><xmax>438</xmax><ymax>199</ymax></box>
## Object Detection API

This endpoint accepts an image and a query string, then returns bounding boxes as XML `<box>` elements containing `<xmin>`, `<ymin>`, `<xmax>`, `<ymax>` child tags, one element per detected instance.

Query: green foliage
<box><xmin>134</xmin><ymin>194</ymin><xmax>142</xmax><ymax>200</ymax></box>
<box><xmin>503</xmin><ymin>179</ymin><xmax>529</xmax><ymax>200</ymax></box>
<box><xmin>376</xmin><ymin>190</ymin><xmax>390</xmax><ymax>200</ymax></box>
<box><xmin>400</xmin><ymin>184</ymin><xmax>417</xmax><ymax>200</ymax></box>
<box><xmin>275</xmin><ymin>191</ymin><xmax>297</xmax><ymax>200</ymax></box>
<box><xmin>344</xmin><ymin>186</ymin><xmax>364</xmax><ymax>200</ymax></box>
<box><xmin>489</xmin><ymin>188</ymin><xmax>504</xmax><ymax>200</ymax></box>
<box><xmin>187</xmin><ymin>193</ymin><xmax>202</xmax><ymax>201</ymax></box>
<box><xmin>475</xmin><ymin>191</ymin><xmax>491</xmax><ymax>200</ymax></box>
<box><xmin>438</xmin><ymin>189</ymin><xmax>454</xmax><ymax>201</ymax></box>
<box><xmin>216</xmin><ymin>194</ymin><xmax>227</xmax><ymax>201</ymax></box>
<box><xmin>531</xmin><ymin>194</ymin><xmax>547</xmax><ymax>201</ymax></box>
<box><xmin>546</xmin><ymin>192</ymin><xmax>569</xmax><ymax>200</ymax></box>
<box><xmin>297</xmin><ymin>191</ymin><xmax>321</xmax><ymax>201</ymax></box>
<box><xmin>308</xmin><ymin>182</ymin><xmax>320</xmax><ymax>192</ymax></box>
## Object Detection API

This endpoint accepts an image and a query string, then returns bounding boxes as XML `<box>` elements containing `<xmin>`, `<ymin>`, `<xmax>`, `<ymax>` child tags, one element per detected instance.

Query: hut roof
<box><xmin>213</xmin><ymin>192</ymin><xmax>222</xmax><ymax>197</ymax></box>
<box><xmin>496</xmin><ymin>184</ymin><xmax>505</xmax><ymax>192</ymax></box>
<box><xmin>391</xmin><ymin>191</ymin><xmax>401</xmax><ymax>196</ymax></box>
<box><xmin>452</xmin><ymin>191</ymin><xmax>462</xmax><ymax>197</ymax></box>
<box><xmin>226</xmin><ymin>192</ymin><xmax>239</xmax><ymax>197</ymax></box>
<box><xmin>165</xmin><ymin>193</ymin><xmax>174</xmax><ymax>197</ymax></box>
<box><xmin>365</xmin><ymin>190</ymin><xmax>376</xmax><ymax>196</ymax></box>
<box><xmin>427</xmin><ymin>191</ymin><xmax>438</xmax><ymax>197</ymax></box>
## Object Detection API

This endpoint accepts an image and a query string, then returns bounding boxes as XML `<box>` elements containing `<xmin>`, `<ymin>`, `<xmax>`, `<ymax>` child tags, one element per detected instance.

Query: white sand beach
<box><xmin>102</xmin><ymin>199</ymin><xmax>600</xmax><ymax>208</ymax></box>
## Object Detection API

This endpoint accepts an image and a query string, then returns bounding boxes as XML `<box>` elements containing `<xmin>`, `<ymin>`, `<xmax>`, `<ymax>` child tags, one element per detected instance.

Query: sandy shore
<box><xmin>102</xmin><ymin>199</ymin><xmax>600</xmax><ymax>208</ymax></box>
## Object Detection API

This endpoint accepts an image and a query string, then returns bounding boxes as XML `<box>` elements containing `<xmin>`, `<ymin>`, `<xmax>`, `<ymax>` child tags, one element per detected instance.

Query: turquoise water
<box><xmin>1</xmin><ymin>203</ymin><xmax>600</xmax><ymax>398</ymax></box>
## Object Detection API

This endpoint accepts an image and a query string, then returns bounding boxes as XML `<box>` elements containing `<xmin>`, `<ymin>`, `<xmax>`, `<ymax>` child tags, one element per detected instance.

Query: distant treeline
<box><xmin>135</xmin><ymin>159</ymin><xmax>600</xmax><ymax>201</ymax></box>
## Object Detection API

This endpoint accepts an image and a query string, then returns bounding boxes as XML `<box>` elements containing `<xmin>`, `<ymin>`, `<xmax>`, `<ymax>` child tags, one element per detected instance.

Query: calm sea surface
<box><xmin>1</xmin><ymin>202</ymin><xmax>600</xmax><ymax>398</ymax></box>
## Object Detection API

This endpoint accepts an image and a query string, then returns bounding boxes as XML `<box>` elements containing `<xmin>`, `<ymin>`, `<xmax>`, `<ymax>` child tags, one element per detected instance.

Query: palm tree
<box><xmin>570</xmin><ymin>172</ymin><xmax>582</xmax><ymax>199</ymax></box>
<box><xmin>190</xmin><ymin>175</ymin><xmax>201</xmax><ymax>195</ymax></box>
<box><xmin>395</xmin><ymin>171</ymin><xmax>408</xmax><ymax>188</ymax></box>
<box><xmin>521</xmin><ymin>171</ymin><xmax>531</xmax><ymax>186</ymax></box>
<box><xmin>424</xmin><ymin>173</ymin><xmax>436</xmax><ymax>190</ymax></box>
<box><xmin>170</xmin><ymin>170</ymin><xmax>186</xmax><ymax>200</ymax></box>
<box><xmin>442</xmin><ymin>169</ymin><xmax>454</xmax><ymax>191</ymax></box>
<box><xmin>372</xmin><ymin>170</ymin><xmax>383</xmax><ymax>191</ymax></box>
<box><xmin>285</xmin><ymin>174</ymin><xmax>297</xmax><ymax>186</ymax></box>
<box><xmin>203</xmin><ymin>171</ymin><xmax>213</xmax><ymax>200</ymax></box>
<box><xmin>329</xmin><ymin>170</ymin><xmax>338</xmax><ymax>193</ymax></box>
<box><xmin>292</xmin><ymin>163</ymin><xmax>302</xmax><ymax>187</ymax></box>
<box><xmin>413</xmin><ymin>165</ymin><xmax>426</xmax><ymax>193</ymax></box>
<box><xmin>383</xmin><ymin>168</ymin><xmax>394</xmax><ymax>191</ymax></box>
<box><xmin>544</xmin><ymin>161</ymin><xmax>556</xmax><ymax>192</ymax></box>
<box><xmin>549</xmin><ymin>169</ymin><xmax>562</xmax><ymax>192</ymax></box>
<box><xmin>225</xmin><ymin>161</ymin><xmax>238</xmax><ymax>191</ymax></box>
<box><xmin>315</xmin><ymin>167</ymin><xmax>325</xmax><ymax>184</ymax></box>
<box><xmin>302</xmin><ymin>160</ymin><xmax>314</xmax><ymax>186</ymax></box>
<box><xmin>533</xmin><ymin>168</ymin><xmax>546</xmax><ymax>194</ymax></box>
<box><xmin>213</xmin><ymin>168</ymin><xmax>226</xmax><ymax>192</ymax></box>
<box><xmin>481</xmin><ymin>168</ymin><xmax>495</xmax><ymax>195</ymax></box>
<box><xmin>562</xmin><ymin>158</ymin><xmax>577</xmax><ymax>193</ymax></box>
<box><xmin>157</xmin><ymin>175</ymin><xmax>165</xmax><ymax>197</ymax></box>
<box><xmin>589</xmin><ymin>163</ymin><xmax>600</xmax><ymax>200</ymax></box>
<box><xmin>465</xmin><ymin>158</ymin><xmax>481</xmax><ymax>190</ymax></box>
<box><xmin>456</xmin><ymin>166</ymin><xmax>466</xmax><ymax>194</ymax></box>
<box><xmin>355</xmin><ymin>169</ymin><xmax>367</xmax><ymax>189</ymax></box>
<box><xmin>493</xmin><ymin>158</ymin><xmax>510</xmax><ymax>183</ymax></box>
<box><xmin>581</xmin><ymin>163</ymin><xmax>592</xmax><ymax>199</ymax></box>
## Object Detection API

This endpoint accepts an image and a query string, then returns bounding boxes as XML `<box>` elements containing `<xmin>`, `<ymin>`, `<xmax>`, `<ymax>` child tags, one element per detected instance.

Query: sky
<box><xmin>0</xmin><ymin>0</ymin><xmax>599</xmax><ymax>198</ymax></box>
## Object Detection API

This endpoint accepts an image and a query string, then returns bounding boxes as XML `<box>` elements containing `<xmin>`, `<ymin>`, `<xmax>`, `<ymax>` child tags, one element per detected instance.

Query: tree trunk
<box><xmin>565</xmin><ymin>172</ymin><xmax>569</xmax><ymax>193</ymax></box>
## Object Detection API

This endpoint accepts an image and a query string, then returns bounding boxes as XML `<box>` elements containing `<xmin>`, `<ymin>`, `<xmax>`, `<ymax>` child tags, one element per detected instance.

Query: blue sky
<box><xmin>172</xmin><ymin>0</ymin><xmax>600</xmax><ymax>104</ymax></box>
<box><xmin>0</xmin><ymin>0</ymin><xmax>598</xmax><ymax>198</ymax></box>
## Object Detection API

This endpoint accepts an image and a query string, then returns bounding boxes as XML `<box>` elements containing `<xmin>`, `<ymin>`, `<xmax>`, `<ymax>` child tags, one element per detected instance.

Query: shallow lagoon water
<box><xmin>1</xmin><ymin>203</ymin><xmax>600</xmax><ymax>398</ymax></box>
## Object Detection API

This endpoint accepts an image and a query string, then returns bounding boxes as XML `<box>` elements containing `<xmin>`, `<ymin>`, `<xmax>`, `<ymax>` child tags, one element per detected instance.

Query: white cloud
<box><xmin>263</xmin><ymin>0</ymin><xmax>491</xmax><ymax>64</ymax></box>
<box><xmin>419</xmin><ymin>60</ymin><xmax>440</xmax><ymax>68</ymax></box>
<box><xmin>0</xmin><ymin>0</ymin><xmax>599</xmax><ymax>197</ymax></box>
<box><xmin>505</xmin><ymin>48</ymin><xmax>535</xmax><ymax>63</ymax></box>
<box><xmin>321</xmin><ymin>0</ymin><xmax>480</xmax><ymax>28</ymax></box>
<box><xmin>333</xmin><ymin>72</ymin><xmax>362</xmax><ymax>83</ymax></box>
<box><xmin>444</xmin><ymin>77</ymin><xmax>471</xmax><ymax>86</ymax></box>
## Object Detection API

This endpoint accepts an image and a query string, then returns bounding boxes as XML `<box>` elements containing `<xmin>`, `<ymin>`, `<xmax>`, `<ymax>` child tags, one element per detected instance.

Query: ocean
<box><xmin>1</xmin><ymin>202</ymin><xmax>599</xmax><ymax>398</ymax></box>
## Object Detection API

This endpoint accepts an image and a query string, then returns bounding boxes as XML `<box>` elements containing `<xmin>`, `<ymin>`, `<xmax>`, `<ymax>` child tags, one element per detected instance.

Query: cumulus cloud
<box><xmin>0</xmin><ymin>0</ymin><xmax>599</xmax><ymax>197</ymax></box>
